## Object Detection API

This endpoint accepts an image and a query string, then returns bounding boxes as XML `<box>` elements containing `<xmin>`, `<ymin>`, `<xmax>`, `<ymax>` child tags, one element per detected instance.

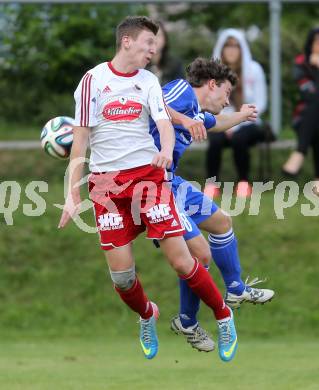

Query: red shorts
<box><xmin>88</xmin><ymin>164</ymin><xmax>185</xmax><ymax>250</ymax></box>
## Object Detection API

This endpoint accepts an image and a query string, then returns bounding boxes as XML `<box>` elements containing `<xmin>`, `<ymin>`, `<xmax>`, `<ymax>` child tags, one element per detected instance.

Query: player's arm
<box><xmin>152</xmin><ymin>119</ymin><xmax>175</xmax><ymax>169</ymax></box>
<box><xmin>148</xmin><ymin>77</ymin><xmax>177</xmax><ymax>169</ymax></box>
<box><xmin>167</xmin><ymin>106</ymin><xmax>207</xmax><ymax>141</ymax></box>
<box><xmin>58</xmin><ymin>72</ymin><xmax>97</xmax><ymax>228</ymax></box>
<box><xmin>209</xmin><ymin>104</ymin><xmax>258</xmax><ymax>132</ymax></box>
<box><xmin>58</xmin><ymin>126</ymin><xmax>90</xmax><ymax>228</ymax></box>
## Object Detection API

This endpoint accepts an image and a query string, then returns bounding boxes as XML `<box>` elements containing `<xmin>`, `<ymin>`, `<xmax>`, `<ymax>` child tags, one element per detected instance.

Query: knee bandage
<box><xmin>109</xmin><ymin>266</ymin><xmax>136</xmax><ymax>290</ymax></box>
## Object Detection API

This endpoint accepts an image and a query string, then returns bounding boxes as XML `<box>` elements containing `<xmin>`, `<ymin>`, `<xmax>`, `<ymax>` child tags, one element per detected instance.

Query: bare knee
<box><xmin>211</xmin><ymin>210</ymin><xmax>233</xmax><ymax>234</ymax></box>
<box><xmin>160</xmin><ymin>236</ymin><xmax>195</xmax><ymax>275</ymax></box>
<box><xmin>189</xmin><ymin>244</ymin><xmax>211</xmax><ymax>266</ymax></box>
<box><xmin>171</xmin><ymin>257</ymin><xmax>193</xmax><ymax>274</ymax></box>
<box><xmin>199</xmin><ymin>209</ymin><xmax>233</xmax><ymax>235</ymax></box>
<box><xmin>196</xmin><ymin>250</ymin><xmax>211</xmax><ymax>266</ymax></box>
<box><xmin>220</xmin><ymin>212</ymin><xmax>232</xmax><ymax>232</ymax></box>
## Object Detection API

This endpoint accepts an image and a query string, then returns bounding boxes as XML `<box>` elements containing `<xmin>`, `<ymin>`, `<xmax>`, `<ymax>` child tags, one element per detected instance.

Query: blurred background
<box><xmin>0</xmin><ymin>2</ymin><xmax>319</xmax><ymax>389</ymax></box>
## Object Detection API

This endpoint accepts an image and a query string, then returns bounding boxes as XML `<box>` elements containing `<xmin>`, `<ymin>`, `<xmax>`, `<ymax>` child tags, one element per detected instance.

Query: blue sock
<box><xmin>178</xmin><ymin>265</ymin><xmax>209</xmax><ymax>328</ymax></box>
<box><xmin>208</xmin><ymin>229</ymin><xmax>245</xmax><ymax>295</ymax></box>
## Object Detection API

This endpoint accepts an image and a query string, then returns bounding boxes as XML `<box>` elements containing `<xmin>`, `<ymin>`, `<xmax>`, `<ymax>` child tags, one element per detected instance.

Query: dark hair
<box><xmin>116</xmin><ymin>16</ymin><xmax>159</xmax><ymax>50</ymax></box>
<box><xmin>156</xmin><ymin>21</ymin><xmax>169</xmax><ymax>68</ymax></box>
<box><xmin>186</xmin><ymin>57</ymin><xmax>237</xmax><ymax>88</ymax></box>
<box><xmin>304</xmin><ymin>27</ymin><xmax>319</xmax><ymax>62</ymax></box>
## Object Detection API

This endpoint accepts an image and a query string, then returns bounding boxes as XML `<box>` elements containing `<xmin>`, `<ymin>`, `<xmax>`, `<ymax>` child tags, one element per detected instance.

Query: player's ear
<box><xmin>209</xmin><ymin>79</ymin><xmax>216</xmax><ymax>91</ymax></box>
<box><xmin>122</xmin><ymin>35</ymin><xmax>131</xmax><ymax>49</ymax></box>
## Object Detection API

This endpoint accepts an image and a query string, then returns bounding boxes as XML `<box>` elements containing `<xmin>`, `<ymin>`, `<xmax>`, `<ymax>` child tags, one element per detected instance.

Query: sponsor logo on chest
<box><xmin>102</xmin><ymin>96</ymin><xmax>142</xmax><ymax>121</ymax></box>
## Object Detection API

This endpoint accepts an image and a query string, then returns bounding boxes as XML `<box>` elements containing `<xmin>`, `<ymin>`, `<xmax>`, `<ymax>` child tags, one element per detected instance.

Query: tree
<box><xmin>0</xmin><ymin>3</ymin><xmax>146</xmax><ymax>124</ymax></box>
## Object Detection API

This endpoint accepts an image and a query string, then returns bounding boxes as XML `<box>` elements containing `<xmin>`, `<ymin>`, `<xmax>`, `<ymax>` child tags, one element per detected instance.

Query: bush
<box><xmin>0</xmin><ymin>3</ymin><xmax>146</xmax><ymax>124</ymax></box>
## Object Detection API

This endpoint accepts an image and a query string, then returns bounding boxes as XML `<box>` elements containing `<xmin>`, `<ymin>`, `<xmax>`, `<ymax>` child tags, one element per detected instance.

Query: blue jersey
<box><xmin>149</xmin><ymin>79</ymin><xmax>216</xmax><ymax>173</ymax></box>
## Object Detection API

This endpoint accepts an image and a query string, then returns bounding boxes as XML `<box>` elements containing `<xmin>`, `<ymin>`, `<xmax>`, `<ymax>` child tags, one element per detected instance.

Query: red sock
<box><xmin>180</xmin><ymin>260</ymin><xmax>231</xmax><ymax>320</ymax></box>
<box><xmin>114</xmin><ymin>278</ymin><xmax>153</xmax><ymax>319</ymax></box>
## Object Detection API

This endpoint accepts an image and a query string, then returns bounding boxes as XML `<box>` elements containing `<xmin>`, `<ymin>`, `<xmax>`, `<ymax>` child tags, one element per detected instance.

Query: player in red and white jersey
<box><xmin>58</xmin><ymin>16</ymin><xmax>238</xmax><ymax>362</ymax></box>
<box><xmin>74</xmin><ymin>60</ymin><xmax>170</xmax><ymax>172</ymax></box>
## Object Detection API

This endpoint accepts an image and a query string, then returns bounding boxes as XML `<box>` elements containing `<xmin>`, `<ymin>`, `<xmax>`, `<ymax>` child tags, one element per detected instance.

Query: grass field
<box><xmin>0</xmin><ymin>123</ymin><xmax>297</xmax><ymax>142</ymax></box>
<box><xmin>1</xmin><ymin>337</ymin><xmax>318</xmax><ymax>390</ymax></box>
<box><xmin>1</xmin><ymin>147</ymin><xmax>318</xmax><ymax>389</ymax></box>
<box><xmin>0</xmin><ymin>124</ymin><xmax>41</xmax><ymax>141</ymax></box>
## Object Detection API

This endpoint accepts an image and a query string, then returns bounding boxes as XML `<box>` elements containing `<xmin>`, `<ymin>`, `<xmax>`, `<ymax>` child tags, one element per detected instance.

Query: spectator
<box><xmin>205</xmin><ymin>29</ymin><xmax>268</xmax><ymax>197</ymax></box>
<box><xmin>282</xmin><ymin>27</ymin><xmax>319</xmax><ymax>194</ymax></box>
<box><xmin>147</xmin><ymin>21</ymin><xmax>184</xmax><ymax>85</ymax></box>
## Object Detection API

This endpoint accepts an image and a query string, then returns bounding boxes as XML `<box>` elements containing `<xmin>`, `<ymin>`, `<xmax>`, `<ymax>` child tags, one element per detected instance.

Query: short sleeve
<box><xmin>148</xmin><ymin>77</ymin><xmax>170</xmax><ymax>122</ymax></box>
<box><xmin>163</xmin><ymin>79</ymin><xmax>193</xmax><ymax>114</ymax></box>
<box><xmin>203</xmin><ymin>112</ymin><xmax>216</xmax><ymax>129</ymax></box>
<box><xmin>74</xmin><ymin>72</ymin><xmax>98</xmax><ymax>127</ymax></box>
<box><xmin>193</xmin><ymin>112</ymin><xmax>216</xmax><ymax>130</ymax></box>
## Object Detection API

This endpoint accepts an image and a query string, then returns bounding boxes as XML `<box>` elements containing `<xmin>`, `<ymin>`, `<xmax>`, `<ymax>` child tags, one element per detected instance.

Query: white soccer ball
<box><xmin>40</xmin><ymin>116</ymin><xmax>74</xmax><ymax>160</ymax></box>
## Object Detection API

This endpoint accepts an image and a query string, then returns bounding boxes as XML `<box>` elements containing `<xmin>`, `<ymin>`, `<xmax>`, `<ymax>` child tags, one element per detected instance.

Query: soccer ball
<box><xmin>40</xmin><ymin>116</ymin><xmax>74</xmax><ymax>159</ymax></box>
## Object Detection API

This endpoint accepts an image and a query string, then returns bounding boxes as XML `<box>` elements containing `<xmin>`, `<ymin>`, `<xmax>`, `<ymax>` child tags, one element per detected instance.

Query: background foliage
<box><xmin>0</xmin><ymin>6</ymin><xmax>318</xmax><ymax>386</ymax></box>
<box><xmin>1</xmin><ymin>2</ymin><xmax>319</xmax><ymax>127</ymax></box>
<box><xmin>0</xmin><ymin>3</ymin><xmax>146</xmax><ymax>124</ymax></box>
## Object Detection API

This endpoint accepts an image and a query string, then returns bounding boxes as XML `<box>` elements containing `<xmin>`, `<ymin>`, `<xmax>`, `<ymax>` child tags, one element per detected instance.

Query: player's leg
<box><xmin>199</xmin><ymin>209</ymin><xmax>275</xmax><ymax>308</ymax></box>
<box><xmin>170</xmin><ymin>178</ymin><xmax>234</xmax><ymax>354</ymax></box>
<box><xmin>105</xmin><ymin>245</ymin><xmax>153</xmax><ymax>319</ymax></box>
<box><xmin>200</xmin><ymin>209</ymin><xmax>244</xmax><ymax>293</ymax></box>
<box><xmin>159</xmin><ymin>236</ymin><xmax>237</xmax><ymax>361</ymax></box>
<box><xmin>105</xmin><ymin>245</ymin><xmax>159</xmax><ymax>360</ymax></box>
<box><xmin>174</xmin><ymin>176</ymin><xmax>274</xmax><ymax>309</ymax></box>
<box><xmin>90</xmin><ymin>174</ymin><xmax>155</xmax><ymax>321</ymax></box>
<box><xmin>89</xmin><ymin>171</ymin><xmax>159</xmax><ymax>359</ymax></box>
<box><xmin>165</xmin><ymin>214</ymin><xmax>215</xmax><ymax>352</ymax></box>
<box><xmin>177</xmin><ymin>215</ymin><xmax>209</xmax><ymax>327</ymax></box>
<box><xmin>142</xmin><ymin>168</ymin><xmax>238</xmax><ymax>361</ymax></box>
<box><xmin>170</xmin><ymin>180</ymin><xmax>213</xmax><ymax>333</ymax></box>
<box><xmin>174</xmin><ymin>179</ymin><xmax>240</xmax><ymax>309</ymax></box>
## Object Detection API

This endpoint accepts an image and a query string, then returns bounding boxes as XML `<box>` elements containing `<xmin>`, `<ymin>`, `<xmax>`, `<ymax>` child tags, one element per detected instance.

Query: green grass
<box><xmin>0</xmin><ymin>123</ymin><xmax>40</xmax><ymax>141</ymax></box>
<box><xmin>0</xmin><ymin>149</ymin><xmax>318</xmax><ymax>338</ymax></box>
<box><xmin>0</xmin><ymin>147</ymin><xmax>318</xmax><ymax>388</ymax></box>
<box><xmin>0</xmin><ymin>123</ymin><xmax>295</xmax><ymax>142</ymax></box>
<box><xmin>0</xmin><ymin>337</ymin><xmax>318</xmax><ymax>390</ymax></box>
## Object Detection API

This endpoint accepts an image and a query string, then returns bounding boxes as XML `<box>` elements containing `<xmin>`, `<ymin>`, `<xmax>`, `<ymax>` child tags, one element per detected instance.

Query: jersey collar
<box><xmin>107</xmin><ymin>62</ymin><xmax>139</xmax><ymax>77</ymax></box>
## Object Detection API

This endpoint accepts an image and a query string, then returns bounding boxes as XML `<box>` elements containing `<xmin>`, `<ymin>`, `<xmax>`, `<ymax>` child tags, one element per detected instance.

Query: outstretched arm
<box><xmin>209</xmin><ymin>104</ymin><xmax>258</xmax><ymax>132</ymax></box>
<box><xmin>167</xmin><ymin>106</ymin><xmax>207</xmax><ymax>141</ymax></box>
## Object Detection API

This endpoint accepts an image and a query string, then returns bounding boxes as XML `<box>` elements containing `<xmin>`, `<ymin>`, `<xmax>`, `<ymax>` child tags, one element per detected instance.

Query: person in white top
<box><xmin>206</xmin><ymin>28</ymin><xmax>268</xmax><ymax>197</ymax></box>
<box><xmin>58</xmin><ymin>16</ymin><xmax>238</xmax><ymax>362</ymax></box>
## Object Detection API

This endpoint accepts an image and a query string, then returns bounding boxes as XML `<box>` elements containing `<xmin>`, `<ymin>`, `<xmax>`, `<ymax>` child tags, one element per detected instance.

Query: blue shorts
<box><xmin>172</xmin><ymin>175</ymin><xmax>219</xmax><ymax>241</ymax></box>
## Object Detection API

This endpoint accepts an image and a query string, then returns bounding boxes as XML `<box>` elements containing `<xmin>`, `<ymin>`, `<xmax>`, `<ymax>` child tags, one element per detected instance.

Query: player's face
<box><xmin>208</xmin><ymin>80</ymin><xmax>232</xmax><ymax>114</ymax></box>
<box><xmin>128</xmin><ymin>29</ymin><xmax>157</xmax><ymax>69</ymax></box>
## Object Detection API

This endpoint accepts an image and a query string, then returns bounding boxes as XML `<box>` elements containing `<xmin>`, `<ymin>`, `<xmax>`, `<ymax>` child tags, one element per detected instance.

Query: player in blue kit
<box><xmin>150</xmin><ymin>57</ymin><xmax>275</xmax><ymax>352</ymax></box>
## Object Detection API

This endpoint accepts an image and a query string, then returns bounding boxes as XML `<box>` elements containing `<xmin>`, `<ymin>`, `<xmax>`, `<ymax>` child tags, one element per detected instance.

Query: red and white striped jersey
<box><xmin>74</xmin><ymin>62</ymin><xmax>170</xmax><ymax>172</ymax></box>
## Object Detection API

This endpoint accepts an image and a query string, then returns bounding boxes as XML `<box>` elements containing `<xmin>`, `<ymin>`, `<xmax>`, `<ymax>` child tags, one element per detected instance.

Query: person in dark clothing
<box><xmin>282</xmin><ymin>27</ymin><xmax>319</xmax><ymax>194</ymax></box>
<box><xmin>147</xmin><ymin>21</ymin><xmax>184</xmax><ymax>85</ymax></box>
